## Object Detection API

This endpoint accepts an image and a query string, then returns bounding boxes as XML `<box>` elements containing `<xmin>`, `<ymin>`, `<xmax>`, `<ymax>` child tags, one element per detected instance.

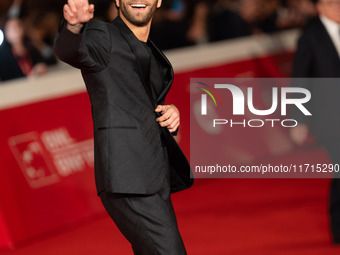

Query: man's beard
<box><xmin>119</xmin><ymin>1</ymin><xmax>158</xmax><ymax>27</ymax></box>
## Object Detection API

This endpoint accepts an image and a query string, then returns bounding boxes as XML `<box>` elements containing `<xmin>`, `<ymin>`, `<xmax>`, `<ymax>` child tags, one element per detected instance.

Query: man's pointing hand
<box><xmin>64</xmin><ymin>0</ymin><xmax>95</xmax><ymax>34</ymax></box>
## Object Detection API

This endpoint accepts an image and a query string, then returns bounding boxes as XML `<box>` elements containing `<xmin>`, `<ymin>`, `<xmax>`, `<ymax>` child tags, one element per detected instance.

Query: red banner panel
<box><xmin>0</xmin><ymin>93</ymin><xmax>103</xmax><ymax>248</ymax></box>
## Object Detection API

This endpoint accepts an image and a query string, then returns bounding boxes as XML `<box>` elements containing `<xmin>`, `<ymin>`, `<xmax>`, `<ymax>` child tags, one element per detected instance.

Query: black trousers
<box><xmin>99</xmin><ymin>153</ymin><xmax>187</xmax><ymax>254</ymax></box>
<box><xmin>330</xmin><ymin>178</ymin><xmax>340</xmax><ymax>243</ymax></box>
<box><xmin>323</xmin><ymin>142</ymin><xmax>340</xmax><ymax>243</ymax></box>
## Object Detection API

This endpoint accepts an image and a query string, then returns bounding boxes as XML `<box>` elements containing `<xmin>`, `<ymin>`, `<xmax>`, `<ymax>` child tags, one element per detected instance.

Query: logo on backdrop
<box><xmin>8</xmin><ymin>127</ymin><xmax>94</xmax><ymax>189</ymax></box>
<box><xmin>195</xmin><ymin>82</ymin><xmax>312</xmax><ymax>128</ymax></box>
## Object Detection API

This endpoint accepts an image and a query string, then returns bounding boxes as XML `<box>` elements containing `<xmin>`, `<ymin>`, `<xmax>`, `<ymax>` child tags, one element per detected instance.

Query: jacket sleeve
<box><xmin>54</xmin><ymin>19</ymin><xmax>111</xmax><ymax>73</ymax></box>
<box><xmin>292</xmin><ymin>31</ymin><xmax>313</xmax><ymax>78</ymax></box>
<box><xmin>291</xmin><ymin>30</ymin><xmax>313</xmax><ymax>125</ymax></box>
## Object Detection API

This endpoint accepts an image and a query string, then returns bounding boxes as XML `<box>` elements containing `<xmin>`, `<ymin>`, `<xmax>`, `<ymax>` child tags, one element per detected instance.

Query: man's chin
<box><xmin>133</xmin><ymin>20</ymin><xmax>151</xmax><ymax>27</ymax></box>
<box><xmin>125</xmin><ymin>15</ymin><xmax>152</xmax><ymax>27</ymax></box>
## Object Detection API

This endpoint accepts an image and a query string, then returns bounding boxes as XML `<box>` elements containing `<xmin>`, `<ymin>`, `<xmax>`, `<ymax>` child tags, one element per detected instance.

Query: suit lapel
<box><xmin>113</xmin><ymin>16</ymin><xmax>174</xmax><ymax>106</ymax></box>
<box><xmin>148</xmin><ymin>39</ymin><xmax>174</xmax><ymax>103</ymax></box>
<box><xmin>113</xmin><ymin>17</ymin><xmax>155</xmax><ymax>106</ymax></box>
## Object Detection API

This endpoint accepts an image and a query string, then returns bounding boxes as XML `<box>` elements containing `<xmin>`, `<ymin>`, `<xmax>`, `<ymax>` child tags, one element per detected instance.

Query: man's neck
<box><xmin>119</xmin><ymin>14</ymin><xmax>151</xmax><ymax>42</ymax></box>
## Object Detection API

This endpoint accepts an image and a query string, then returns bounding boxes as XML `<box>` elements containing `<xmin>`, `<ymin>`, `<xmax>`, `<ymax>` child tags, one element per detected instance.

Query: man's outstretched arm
<box><xmin>54</xmin><ymin>0</ymin><xmax>110</xmax><ymax>72</ymax></box>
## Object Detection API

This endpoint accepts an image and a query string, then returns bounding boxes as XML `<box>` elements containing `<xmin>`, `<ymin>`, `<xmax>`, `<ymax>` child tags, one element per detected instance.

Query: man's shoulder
<box><xmin>301</xmin><ymin>17</ymin><xmax>325</xmax><ymax>36</ymax></box>
<box><xmin>87</xmin><ymin>19</ymin><xmax>113</xmax><ymax>30</ymax></box>
<box><xmin>296</xmin><ymin>17</ymin><xmax>326</xmax><ymax>47</ymax></box>
<box><xmin>84</xmin><ymin>18</ymin><xmax>122</xmax><ymax>42</ymax></box>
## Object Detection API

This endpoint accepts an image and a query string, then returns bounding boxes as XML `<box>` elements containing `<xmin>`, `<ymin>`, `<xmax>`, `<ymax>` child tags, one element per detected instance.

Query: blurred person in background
<box><xmin>237</xmin><ymin>0</ymin><xmax>282</xmax><ymax>34</ymax></box>
<box><xmin>290</xmin><ymin>0</ymin><xmax>340</xmax><ymax>245</ymax></box>
<box><xmin>257</xmin><ymin>0</ymin><xmax>281</xmax><ymax>33</ymax></box>
<box><xmin>0</xmin><ymin>0</ymin><xmax>16</xmax><ymax>17</ymax></box>
<box><xmin>3</xmin><ymin>0</ymin><xmax>38</xmax><ymax>19</ymax></box>
<box><xmin>278</xmin><ymin>0</ymin><xmax>317</xmax><ymax>29</ymax></box>
<box><xmin>0</xmin><ymin>17</ymin><xmax>48</xmax><ymax>81</ymax></box>
<box><xmin>181</xmin><ymin>0</ymin><xmax>248</xmax><ymax>45</ymax></box>
<box><xmin>150</xmin><ymin>0</ymin><xmax>192</xmax><ymax>49</ymax></box>
<box><xmin>92</xmin><ymin>0</ymin><xmax>118</xmax><ymax>22</ymax></box>
<box><xmin>237</xmin><ymin>0</ymin><xmax>264</xmax><ymax>34</ymax></box>
<box><xmin>7</xmin><ymin>0</ymin><xmax>60</xmax><ymax>66</ymax></box>
<box><xmin>185</xmin><ymin>0</ymin><xmax>213</xmax><ymax>44</ymax></box>
<box><xmin>7</xmin><ymin>0</ymin><xmax>22</xmax><ymax>18</ymax></box>
<box><xmin>209</xmin><ymin>0</ymin><xmax>251</xmax><ymax>42</ymax></box>
<box><xmin>26</xmin><ymin>10</ymin><xmax>59</xmax><ymax>65</ymax></box>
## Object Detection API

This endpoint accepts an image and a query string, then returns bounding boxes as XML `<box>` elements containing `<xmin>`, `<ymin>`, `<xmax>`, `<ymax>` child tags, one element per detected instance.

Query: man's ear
<box><xmin>115</xmin><ymin>0</ymin><xmax>120</xmax><ymax>8</ymax></box>
<box><xmin>157</xmin><ymin>0</ymin><xmax>162</xmax><ymax>8</ymax></box>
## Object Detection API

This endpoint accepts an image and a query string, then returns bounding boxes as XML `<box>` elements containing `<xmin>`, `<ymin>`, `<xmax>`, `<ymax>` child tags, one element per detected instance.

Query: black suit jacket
<box><xmin>292</xmin><ymin>17</ymin><xmax>340</xmax><ymax>147</ymax></box>
<box><xmin>293</xmin><ymin>17</ymin><xmax>340</xmax><ymax>78</ymax></box>
<box><xmin>54</xmin><ymin>16</ymin><xmax>193</xmax><ymax>195</ymax></box>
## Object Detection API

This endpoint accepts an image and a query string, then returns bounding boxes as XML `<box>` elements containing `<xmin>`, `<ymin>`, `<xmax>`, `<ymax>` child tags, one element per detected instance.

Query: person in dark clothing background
<box><xmin>208</xmin><ymin>2</ymin><xmax>251</xmax><ymax>42</ymax></box>
<box><xmin>150</xmin><ymin>0</ymin><xmax>192</xmax><ymax>50</ymax></box>
<box><xmin>0</xmin><ymin>17</ymin><xmax>48</xmax><ymax>81</ymax></box>
<box><xmin>290</xmin><ymin>0</ymin><xmax>340</xmax><ymax>244</ymax></box>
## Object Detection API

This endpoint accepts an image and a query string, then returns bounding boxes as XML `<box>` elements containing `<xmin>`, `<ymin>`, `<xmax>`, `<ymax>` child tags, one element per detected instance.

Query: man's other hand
<box><xmin>155</xmin><ymin>105</ymin><xmax>180</xmax><ymax>133</ymax></box>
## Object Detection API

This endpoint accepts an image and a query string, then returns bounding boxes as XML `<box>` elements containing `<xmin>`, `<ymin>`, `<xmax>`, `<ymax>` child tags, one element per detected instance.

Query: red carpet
<box><xmin>1</xmin><ymin>178</ymin><xmax>340</xmax><ymax>255</ymax></box>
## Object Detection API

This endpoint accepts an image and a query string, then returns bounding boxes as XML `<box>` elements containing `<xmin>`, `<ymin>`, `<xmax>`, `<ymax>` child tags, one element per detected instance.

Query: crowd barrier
<box><xmin>0</xmin><ymin>29</ymin><xmax>299</xmax><ymax>249</ymax></box>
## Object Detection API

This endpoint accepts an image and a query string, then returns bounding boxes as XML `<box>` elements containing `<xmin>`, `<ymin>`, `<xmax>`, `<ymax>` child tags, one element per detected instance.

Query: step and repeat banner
<box><xmin>0</xmin><ymin>30</ymin><xmax>300</xmax><ymax>249</ymax></box>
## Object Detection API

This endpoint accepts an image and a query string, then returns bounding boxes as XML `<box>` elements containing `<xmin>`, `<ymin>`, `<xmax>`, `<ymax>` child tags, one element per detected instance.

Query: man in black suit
<box><xmin>290</xmin><ymin>0</ymin><xmax>340</xmax><ymax>244</ymax></box>
<box><xmin>54</xmin><ymin>0</ymin><xmax>193</xmax><ymax>254</ymax></box>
